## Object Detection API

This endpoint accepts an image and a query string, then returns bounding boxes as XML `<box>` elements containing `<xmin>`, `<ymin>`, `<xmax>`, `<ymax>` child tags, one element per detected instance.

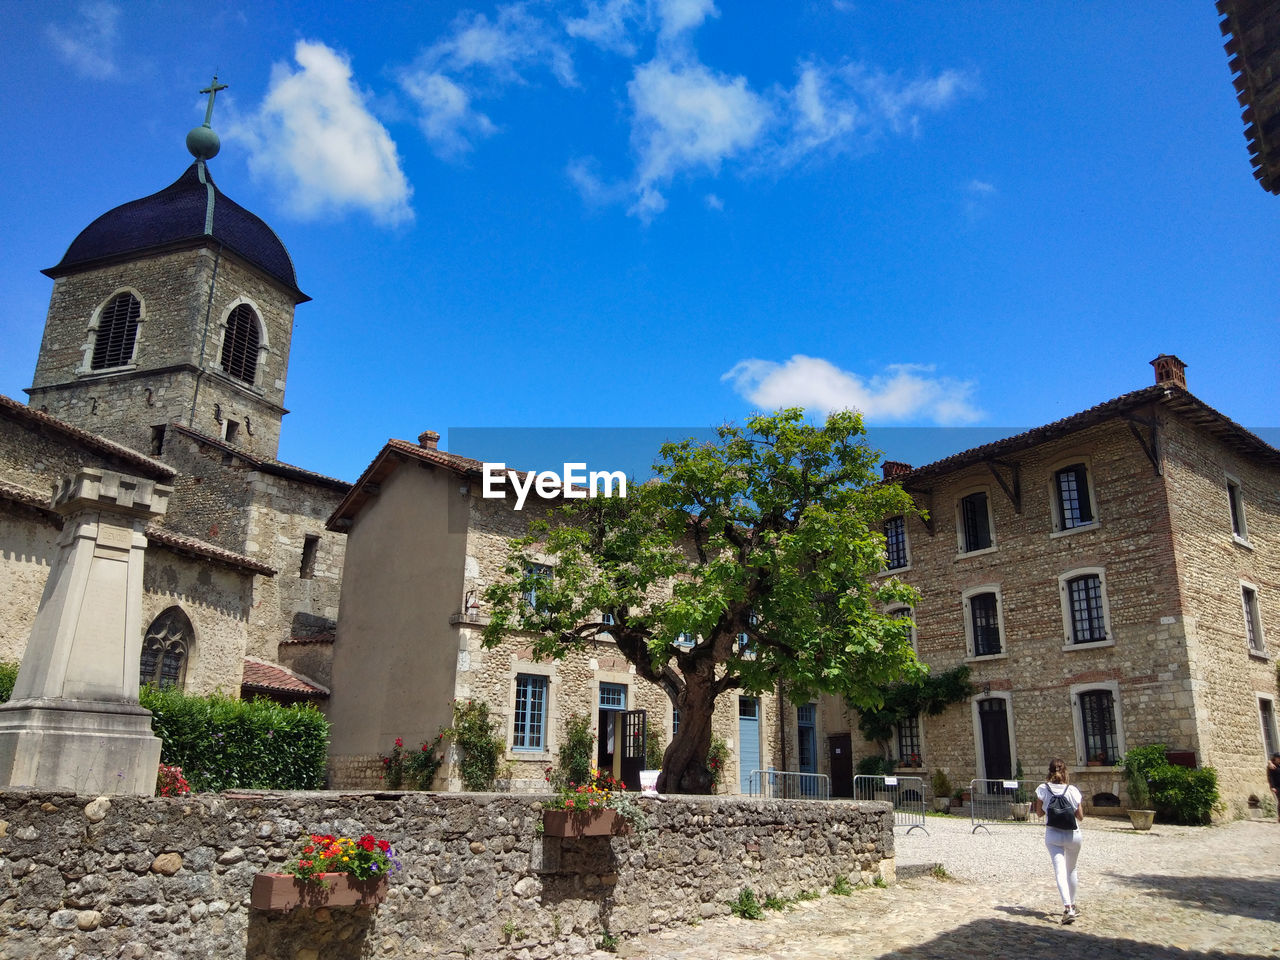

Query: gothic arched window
<box><xmin>219</xmin><ymin>304</ymin><xmax>261</xmax><ymax>384</ymax></box>
<box><xmin>91</xmin><ymin>292</ymin><xmax>142</xmax><ymax>370</ymax></box>
<box><xmin>140</xmin><ymin>607</ymin><xmax>192</xmax><ymax>690</ymax></box>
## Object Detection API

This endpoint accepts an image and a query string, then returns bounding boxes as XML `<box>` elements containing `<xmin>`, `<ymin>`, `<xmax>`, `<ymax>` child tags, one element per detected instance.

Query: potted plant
<box><xmin>542</xmin><ymin>768</ymin><xmax>643</xmax><ymax>837</ymax></box>
<box><xmin>930</xmin><ymin>769</ymin><xmax>952</xmax><ymax>813</ymax></box>
<box><xmin>1123</xmin><ymin>754</ymin><xmax>1156</xmax><ymax>831</ymax></box>
<box><xmin>1010</xmin><ymin>760</ymin><xmax>1031</xmax><ymax>820</ymax></box>
<box><xmin>252</xmin><ymin>832</ymin><xmax>400</xmax><ymax>911</ymax></box>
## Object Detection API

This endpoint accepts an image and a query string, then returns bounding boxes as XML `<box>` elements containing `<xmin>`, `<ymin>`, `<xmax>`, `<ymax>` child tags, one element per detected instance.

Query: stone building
<box><xmin>323</xmin><ymin>433</ymin><xmax>797</xmax><ymax>793</ymax></box>
<box><xmin>840</xmin><ymin>356</ymin><xmax>1278</xmax><ymax>815</ymax></box>
<box><xmin>1</xmin><ymin>105</ymin><xmax>345</xmax><ymax>706</ymax></box>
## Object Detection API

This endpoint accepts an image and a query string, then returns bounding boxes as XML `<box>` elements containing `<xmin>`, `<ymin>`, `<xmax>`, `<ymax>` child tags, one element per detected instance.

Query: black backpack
<box><xmin>1045</xmin><ymin>784</ymin><xmax>1077</xmax><ymax>830</ymax></box>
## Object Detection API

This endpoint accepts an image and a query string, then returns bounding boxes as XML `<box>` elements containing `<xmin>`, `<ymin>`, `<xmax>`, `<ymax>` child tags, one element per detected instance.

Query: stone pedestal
<box><xmin>0</xmin><ymin>469</ymin><xmax>171</xmax><ymax>795</ymax></box>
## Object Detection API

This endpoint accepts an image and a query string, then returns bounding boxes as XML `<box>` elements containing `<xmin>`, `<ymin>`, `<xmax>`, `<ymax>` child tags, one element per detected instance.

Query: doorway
<box><xmin>977</xmin><ymin>697</ymin><xmax>1012</xmax><ymax>780</ymax></box>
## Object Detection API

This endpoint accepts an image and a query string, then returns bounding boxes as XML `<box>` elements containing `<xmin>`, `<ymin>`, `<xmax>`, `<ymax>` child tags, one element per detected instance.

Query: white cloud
<box><xmin>627</xmin><ymin>59</ymin><xmax>770</xmax><ymax>220</ymax></box>
<box><xmin>564</xmin><ymin>0</ymin><xmax>642</xmax><ymax>56</ymax></box>
<box><xmin>967</xmin><ymin>179</ymin><xmax>996</xmax><ymax>195</ymax></box>
<box><xmin>704</xmin><ymin>192</ymin><xmax>724</xmax><ymax>210</ymax></box>
<box><xmin>722</xmin><ymin>356</ymin><xmax>983</xmax><ymax>424</ymax></box>
<box><xmin>232</xmin><ymin>41</ymin><xmax>413</xmax><ymax>225</ymax></box>
<box><xmin>46</xmin><ymin>1</ymin><xmax>121</xmax><ymax>78</ymax></box>
<box><xmin>401</xmin><ymin>3</ymin><xmax>575</xmax><ymax>159</ymax></box>
<box><xmin>400</xmin><ymin>70</ymin><xmax>496</xmax><ymax>159</ymax></box>
<box><xmin>654</xmin><ymin>0</ymin><xmax>719</xmax><ymax>43</ymax></box>
<box><xmin>566</xmin><ymin>157</ymin><xmax>631</xmax><ymax>205</ymax></box>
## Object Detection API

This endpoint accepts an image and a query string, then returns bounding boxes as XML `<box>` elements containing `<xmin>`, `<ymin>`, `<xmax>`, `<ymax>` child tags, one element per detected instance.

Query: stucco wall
<box><xmin>0</xmin><ymin>788</ymin><xmax>894</xmax><ymax>960</ymax></box>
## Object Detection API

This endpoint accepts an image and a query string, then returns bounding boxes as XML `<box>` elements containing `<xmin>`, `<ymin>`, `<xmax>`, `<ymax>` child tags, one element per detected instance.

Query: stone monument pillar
<box><xmin>0</xmin><ymin>468</ymin><xmax>172</xmax><ymax>795</ymax></box>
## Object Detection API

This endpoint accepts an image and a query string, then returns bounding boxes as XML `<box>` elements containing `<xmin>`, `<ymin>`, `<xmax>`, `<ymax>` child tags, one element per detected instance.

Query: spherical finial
<box><xmin>186</xmin><ymin>125</ymin><xmax>221</xmax><ymax>160</ymax></box>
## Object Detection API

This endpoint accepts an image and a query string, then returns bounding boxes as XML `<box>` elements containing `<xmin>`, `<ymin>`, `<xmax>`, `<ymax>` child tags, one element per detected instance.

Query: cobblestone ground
<box><xmin>593</xmin><ymin>815</ymin><xmax>1280</xmax><ymax>959</ymax></box>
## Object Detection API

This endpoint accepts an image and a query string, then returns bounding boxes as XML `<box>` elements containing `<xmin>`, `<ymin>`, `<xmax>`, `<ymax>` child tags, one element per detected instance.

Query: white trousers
<box><xmin>1045</xmin><ymin>833</ymin><xmax>1082</xmax><ymax>907</ymax></box>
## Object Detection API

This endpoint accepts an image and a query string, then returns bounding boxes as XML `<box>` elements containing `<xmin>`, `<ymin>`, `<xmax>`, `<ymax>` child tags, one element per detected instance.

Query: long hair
<box><xmin>1047</xmin><ymin>758</ymin><xmax>1069</xmax><ymax>785</ymax></box>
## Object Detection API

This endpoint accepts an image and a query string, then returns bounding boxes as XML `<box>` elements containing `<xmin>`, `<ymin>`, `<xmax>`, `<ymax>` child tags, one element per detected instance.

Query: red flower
<box><xmin>394</xmin><ymin>737</ymin><xmax>403</xmax><ymax>748</ymax></box>
<box><xmin>377</xmin><ymin>840</ymin><xmax>391</xmax><ymax>853</ymax></box>
<box><xmin>421</xmin><ymin>744</ymin><xmax>430</xmax><ymax>752</ymax></box>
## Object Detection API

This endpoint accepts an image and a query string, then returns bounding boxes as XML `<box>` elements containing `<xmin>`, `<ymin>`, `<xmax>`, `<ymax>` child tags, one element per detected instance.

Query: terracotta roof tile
<box><xmin>240</xmin><ymin>657</ymin><xmax>328</xmax><ymax>697</ymax></box>
<box><xmin>145</xmin><ymin>524</ymin><xmax>277</xmax><ymax>576</ymax></box>
<box><xmin>0</xmin><ymin>393</ymin><xmax>175</xmax><ymax>480</ymax></box>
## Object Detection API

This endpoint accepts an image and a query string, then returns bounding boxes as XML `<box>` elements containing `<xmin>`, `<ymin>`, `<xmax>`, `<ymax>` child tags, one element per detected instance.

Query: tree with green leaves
<box><xmin>481</xmin><ymin>408</ymin><xmax>922</xmax><ymax>794</ymax></box>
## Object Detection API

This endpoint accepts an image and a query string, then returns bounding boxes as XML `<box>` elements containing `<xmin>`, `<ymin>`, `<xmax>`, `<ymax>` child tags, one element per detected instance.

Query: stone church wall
<box><xmin>0</xmin><ymin>788</ymin><xmax>894</xmax><ymax>960</ymax></box>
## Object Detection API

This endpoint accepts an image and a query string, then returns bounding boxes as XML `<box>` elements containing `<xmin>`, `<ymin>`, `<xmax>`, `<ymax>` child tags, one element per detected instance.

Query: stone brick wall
<box><xmin>864</xmin><ymin>417</ymin><xmax>1196</xmax><ymax>808</ymax></box>
<box><xmin>0</xmin><ymin>788</ymin><xmax>893</xmax><ymax>960</ymax></box>
<box><xmin>1160</xmin><ymin>416</ymin><xmax>1280</xmax><ymax>808</ymax></box>
<box><xmin>30</xmin><ymin>248</ymin><xmax>298</xmax><ymax>461</ymax></box>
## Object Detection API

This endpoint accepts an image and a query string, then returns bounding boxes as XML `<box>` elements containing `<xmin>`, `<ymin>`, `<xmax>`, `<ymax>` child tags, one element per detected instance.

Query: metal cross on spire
<box><xmin>199</xmin><ymin>75</ymin><xmax>228</xmax><ymax>128</ymax></box>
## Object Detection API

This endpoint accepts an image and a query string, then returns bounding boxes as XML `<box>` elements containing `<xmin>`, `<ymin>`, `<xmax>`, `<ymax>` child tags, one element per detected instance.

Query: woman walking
<box><xmin>1032</xmin><ymin>758</ymin><xmax>1084</xmax><ymax>923</ymax></box>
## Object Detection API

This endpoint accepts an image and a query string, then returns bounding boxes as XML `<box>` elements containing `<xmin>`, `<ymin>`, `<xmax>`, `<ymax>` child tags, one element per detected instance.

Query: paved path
<box><xmin>593</xmin><ymin>816</ymin><xmax>1280</xmax><ymax>959</ymax></box>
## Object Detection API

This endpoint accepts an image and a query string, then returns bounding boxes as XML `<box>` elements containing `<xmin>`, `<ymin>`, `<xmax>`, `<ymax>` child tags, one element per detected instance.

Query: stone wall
<box><xmin>0</xmin><ymin>789</ymin><xmax>894</xmax><ymax>960</ymax></box>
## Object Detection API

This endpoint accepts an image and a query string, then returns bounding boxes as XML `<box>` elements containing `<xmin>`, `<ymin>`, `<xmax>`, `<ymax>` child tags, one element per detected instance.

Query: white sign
<box><xmin>1002</xmin><ymin>780</ymin><xmax>1018</xmax><ymax>790</ymax></box>
<box><xmin>883</xmin><ymin>776</ymin><xmax>898</xmax><ymax>787</ymax></box>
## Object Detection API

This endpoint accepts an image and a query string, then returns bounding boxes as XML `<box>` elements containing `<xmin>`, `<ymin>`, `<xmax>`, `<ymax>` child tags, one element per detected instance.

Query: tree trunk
<box><xmin>655</xmin><ymin>670</ymin><xmax>717</xmax><ymax>794</ymax></box>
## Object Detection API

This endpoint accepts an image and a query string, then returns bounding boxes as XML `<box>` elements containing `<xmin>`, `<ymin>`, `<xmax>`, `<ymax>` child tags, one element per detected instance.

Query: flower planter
<box><xmin>250</xmin><ymin>872</ymin><xmax>388</xmax><ymax>912</ymax></box>
<box><xmin>932</xmin><ymin>797</ymin><xmax>951</xmax><ymax>813</ymax></box>
<box><xmin>1128</xmin><ymin>809</ymin><xmax>1156</xmax><ymax>831</ymax></box>
<box><xmin>1010</xmin><ymin>802</ymin><xmax>1031</xmax><ymax>821</ymax></box>
<box><xmin>542</xmin><ymin>808</ymin><xmax>627</xmax><ymax>838</ymax></box>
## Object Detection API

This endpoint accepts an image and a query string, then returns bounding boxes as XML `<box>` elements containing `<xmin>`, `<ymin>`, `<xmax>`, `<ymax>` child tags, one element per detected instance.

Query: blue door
<box><xmin>738</xmin><ymin>697</ymin><xmax>760</xmax><ymax>793</ymax></box>
<box><xmin>797</xmin><ymin>703</ymin><xmax>817</xmax><ymax>797</ymax></box>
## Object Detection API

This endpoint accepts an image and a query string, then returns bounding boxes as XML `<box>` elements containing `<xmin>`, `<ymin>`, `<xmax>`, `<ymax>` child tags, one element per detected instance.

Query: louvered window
<box><xmin>219</xmin><ymin>304</ymin><xmax>260</xmax><ymax>384</ymax></box>
<box><xmin>90</xmin><ymin>293</ymin><xmax>141</xmax><ymax>369</ymax></box>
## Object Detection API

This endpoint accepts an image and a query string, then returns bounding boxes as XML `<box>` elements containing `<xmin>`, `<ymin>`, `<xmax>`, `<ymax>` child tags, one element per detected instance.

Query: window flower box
<box><xmin>542</xmin><ymin>808</ymin><xmax>627</xmax><ymax>838</ymax></box>
<box><xmin>250</xmin><ymin>872</ymin><xmax>388</xmax><ymax>912</ymax></box>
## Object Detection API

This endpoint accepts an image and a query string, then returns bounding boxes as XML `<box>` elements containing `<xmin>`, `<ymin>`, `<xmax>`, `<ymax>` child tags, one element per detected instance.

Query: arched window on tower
<box><xmin>219</xmin><ymin>304</ymin><xmax>261</xmax><ymax>384</ymax></box>
<box><xmin>91</xmin><ymin>292</ymin><xmax>142</xmax><ymax>370</ymax></box>
<box><xmin>140</xmin><ymin>607</ymin><xmax>192</xmax><ymax>690</ymax></box>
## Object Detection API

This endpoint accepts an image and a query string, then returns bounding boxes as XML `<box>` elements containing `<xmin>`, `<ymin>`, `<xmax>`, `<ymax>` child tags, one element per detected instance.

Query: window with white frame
<box><xmin>1058</xmin><ymin>568</ymin><xmax>1111</xmax><ymax>646</ymax></box>
<box><xmin>1226</xmin><ymin>476</ymin><xmax>1249</xmax><ymax>543</ymax></box>
<box><xmin>958</xmin><ymin>491</ymin><xmax>993</xmax><ymax>553</ymax></box>
<box><xmin>1242</xmin><ymin>583</ymin><xmax>1265</xmax><ymax>654</ymax></box>
<box><xmin>1053</xmin><ymin>462</ymin><xmax>1095</xmax><ymax>532</ymax></box>
<box><xmin>1071</xmin><ymin>683</ymin><xmax>1123</xmax><ymax>766</ymax></box>
<box><xmin>963</xmin><ymin>587</ymin><xmax>1003</xmax><ymax>657</ymax></box>
<box><xmin>512</xmin><ymin>674</ymin><xmax>548</xmax><ymax>751</ymax></box>
<box><xmin>1259</xmin><ymin>697</ymin><xmax>1278</xmax><ymax>758</ymax></box>
<box><xmin>884</xmin><ymin>515</ymin><xmax>909</xmax><ymax>570</ymax></box>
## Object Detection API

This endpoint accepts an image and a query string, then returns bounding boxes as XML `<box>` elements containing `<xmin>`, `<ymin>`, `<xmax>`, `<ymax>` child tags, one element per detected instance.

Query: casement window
<box><xmin>512</xmin><ymin>674</ymin><xmax>548</xmax><ymax>751</ymax></box>
<box><xmin>1075</xmin><ymin>687</ymin><xmax>1121</xmax><ymax>766</ymax></box>
<box><xmin>1057</xmin><ymin>568</ymin><xmax>1112</xmax><ymax>648</ymax></box>
<box><xmin>674</xmin><ymin>632</ymin><xmax>695</xmax><ymax>648</ymax></box>
<box><xmin>1260</xmin><ymin>698</ymin><xmax>1278</xmax><ymax>758</ymax></box>
<box><xmin>964</xmin><ymin>588</ymin><xmax>1003</xmax><ymax>658</ymax></box>
<box><xmin>219</xmin><ymin>303</ymin><xmax>261</xmax><ymax>384</ymax></box>
<box><xmin>1053</xmin><ymin>463</ymin><xmax>1095</xmax><ymax>531</ymax></box>
<box><xmin>884</xmin><ymin>515</ymin><xmax>909</xmax><ymax>570</ymax></box>
<box><xmin>90</xmin><ymin>292</ymin><xmax>142</xmax><ymax>370</ymax></box>
<box><xmin>959</xmin><ymin>491</ymin><xmax>993</xmax><ymax>553</ymax></box>
<box><xmin>672</xmin><ymin>708</ymin><xmax>680</xmax><ymax>735</ymax></box>
<box><xmin>1227</xmin><ymin>477</ymin><xmax>1250</xmax><ymax>543</ymax></box>
<box><xmin>522</xmin><ymin>563</ymin><xmax>553</xmax><ymax>611</ymax></box>
<box><xmin>888</xmin><ymin>605</ymin><xmax>917</xmax><ymax>652</ymax></box>
<box><xmin>599</xmin><ymin>682</ymin><xmax>627</xmax><ymax>711</ymax></box>
<box><xmin>139</xmin><ymin>607</ymin><xmax>191</xmax><ymax>690</ymax></box>
<box><xmin>896</xmin><ymin>714</ymin><xmax>922</xmax><ymax>767</ymax></box>
<box><xmin>796</xmin><ymin>704</ymin><xmax>817</xmax><ymax>773</ymax></box>
<box><xmin>1242</xmin><ymin>584</ymin><xmax>1266</xmax><ymax>654</ymax></box>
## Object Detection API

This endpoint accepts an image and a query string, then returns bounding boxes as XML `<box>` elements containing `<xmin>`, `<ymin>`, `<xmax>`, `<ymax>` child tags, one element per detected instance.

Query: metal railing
<box><xmin>853</xmin><ymin>774</ymin><xmax>928</xmax><ymax>835</ymax></box>
<box><xmin>968</xmin><ymin>778</ymin><xmax>1039</xmax><ymax>834</ymax></box>
<box><xmin>746</xmin><ymin>769</ymin><xmax>831</xmax><ymax>800</ymax></box>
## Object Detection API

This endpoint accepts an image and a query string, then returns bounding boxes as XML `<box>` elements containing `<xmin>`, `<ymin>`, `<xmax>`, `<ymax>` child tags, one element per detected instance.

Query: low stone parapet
<box><xmin>0</xmin><ymin>789</ymin><xmax>893</xmax><ymax>959</ymax></box>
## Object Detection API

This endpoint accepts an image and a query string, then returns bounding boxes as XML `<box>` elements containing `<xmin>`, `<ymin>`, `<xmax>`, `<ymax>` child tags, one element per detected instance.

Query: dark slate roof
<box><xmin>44</xmin><ymin>163</ymin><xmax>308</xmax><ymax>300</ymax></box>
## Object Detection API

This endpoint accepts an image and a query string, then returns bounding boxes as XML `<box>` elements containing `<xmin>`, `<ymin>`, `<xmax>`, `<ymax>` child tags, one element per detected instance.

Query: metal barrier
<box><xmin>852</xmin><ymin>775</ymin><xmax>928</xmax><ymax>835</ymax></box>
<box><xmin>746</xmin><ymin>769</ymin><xmax>831</xmax><ymax>800</ymax></box>
<box><xmin>968</xmin><ymin>778</ymin><xmax>1040</xmax><ymax>834</ymax></box>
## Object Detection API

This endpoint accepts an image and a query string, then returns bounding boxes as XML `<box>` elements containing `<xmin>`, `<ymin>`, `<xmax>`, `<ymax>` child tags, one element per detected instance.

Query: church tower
<box><xmin>27</xmin><ymin>78</ymin><xmax>308</xmax><ymax>460</ymax></box>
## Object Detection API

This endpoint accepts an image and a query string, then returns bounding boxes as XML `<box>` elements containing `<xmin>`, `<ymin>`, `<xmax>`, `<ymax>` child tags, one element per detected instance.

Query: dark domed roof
<box><xmin>44</xmin><ymin>163</ymin><xmax>307</xmax><ymax>301</ymax></box>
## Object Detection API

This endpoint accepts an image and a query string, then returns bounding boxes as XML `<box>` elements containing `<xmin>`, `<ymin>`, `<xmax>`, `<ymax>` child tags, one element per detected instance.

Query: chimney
<box><xmin>1150</xmin><ymin>354</ymin><xmax>1187</xmax><ymax>389</ymax></box>
<box><xmin>882</xmin><ymin>460</ymin><xmax>912</xmax><ymax>480</ymax></box>
<box><xmin>418</xmin><ymin>430</ymin><xmax>440</xmax><ymax>450</ymax></box>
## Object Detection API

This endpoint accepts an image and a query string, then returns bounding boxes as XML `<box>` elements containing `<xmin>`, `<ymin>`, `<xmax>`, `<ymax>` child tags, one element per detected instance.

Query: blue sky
<box><xmin>1</xmin><ymin>1</ymin><xmax>1276</xmax><ymax>482</ymax></box>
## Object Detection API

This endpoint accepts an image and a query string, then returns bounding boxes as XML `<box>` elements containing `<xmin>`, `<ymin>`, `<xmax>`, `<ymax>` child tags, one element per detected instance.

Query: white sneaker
<box><xmin>1062</xmin><ymin>906</ymin><xmax>1078</xmax><ymax>925</ymax></box>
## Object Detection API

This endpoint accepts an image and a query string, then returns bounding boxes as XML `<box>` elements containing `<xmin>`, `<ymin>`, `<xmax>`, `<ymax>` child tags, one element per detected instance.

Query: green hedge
<box><xmin>1122</xmin><ymin>743</ymin><xmax>1219</xmax><ymax>825</ymax></box>
<box><xmin>0</xmin><ymin>661</ymin><xmax>18</xmax><ymax>704</ymax></box>
<box><xmin>140</xmin><ymin>686</ymin><xmax>329</xmax><ymax>792</ymax></box>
